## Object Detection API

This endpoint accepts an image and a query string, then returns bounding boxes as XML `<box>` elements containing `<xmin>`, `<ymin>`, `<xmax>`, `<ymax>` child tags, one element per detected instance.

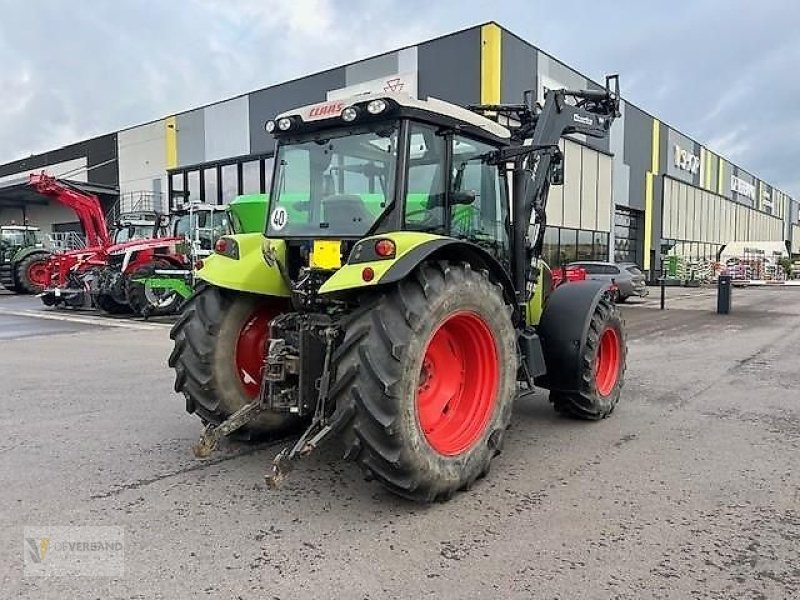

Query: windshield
<box><xmin>1</xmin><ymin>230</ymin><xmax>26</xmax><ymax>246</ymax></box>
<box><xmin>267</xmin><ymin>125</ymin><xmax>398</xmax><ymax>237</ymax></box>
<box><xmin>1</xmin><ymin>228</ymin><xmax>40</xmax><ymax>247</ymax></box>
<box><xmin>114</xmin><ymin>224</ymin><xmax>154</xmax><ymax>243</ymax></box>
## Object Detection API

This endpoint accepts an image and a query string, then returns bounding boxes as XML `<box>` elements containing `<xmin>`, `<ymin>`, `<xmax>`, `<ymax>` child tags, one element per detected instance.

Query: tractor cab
<box><xmin>1</xmin><ymin>225</ymin><xmax>42</xmax><ymax>250</ymax></box>
<box><xmin>112</xmin><ymin>211</ymin><xmax>164</xmax><ymax>244</ymax></box>
<box><xmin>171</xmin><ymin>202</ymin><xmax>231</xmax><ymax>258</ymax></box>
<box><xmin>262</xmin><ymin>93</ymin><xmax>513</xmax><ymax>286</ymax></box>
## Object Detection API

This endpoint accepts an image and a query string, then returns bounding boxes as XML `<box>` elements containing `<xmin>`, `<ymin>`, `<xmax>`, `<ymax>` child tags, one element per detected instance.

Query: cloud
<box><xmin>0</xmin><ymin>0</ymin><xmax>796</xmax><ymax>198</ymax></box>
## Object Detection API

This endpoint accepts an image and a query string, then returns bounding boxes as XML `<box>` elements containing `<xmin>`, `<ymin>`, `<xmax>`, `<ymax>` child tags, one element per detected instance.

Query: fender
<box><xmin>13</xmin><ymin>246</ymin><xmax>50</xmax><ymax>264</ymax></box>
<box><xmin>534</xmin><ymin>279</ymin><xmax>607</xmax><ymax>393</ymax></box>
<box><xmin>319</xmin><ymin>232</ymin><xmax>517</xmax><ymax>311</ymax></box>
<box><xmin>196</xmin><ymin>233</ymin><xmax>290</xmax><ymax>297</ymax></box>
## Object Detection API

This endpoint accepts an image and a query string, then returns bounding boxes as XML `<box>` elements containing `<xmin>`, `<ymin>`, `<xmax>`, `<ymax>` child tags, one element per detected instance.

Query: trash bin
<box><xmin>717</xmin><ymin>275</ymin><xmax>732</xmax><ymax>314</ymax></box>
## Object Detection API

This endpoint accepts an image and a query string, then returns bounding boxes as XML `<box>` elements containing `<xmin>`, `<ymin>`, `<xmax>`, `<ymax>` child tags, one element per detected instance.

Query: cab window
<box><xmin>403</xmin><ymin>123</ymin><xmax>447</xmax><ymax>232</ymax></box>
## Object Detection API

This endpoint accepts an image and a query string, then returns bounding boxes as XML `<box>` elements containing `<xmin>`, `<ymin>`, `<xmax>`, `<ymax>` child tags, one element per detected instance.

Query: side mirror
<box><xmin>425</xmin><ymin>190</ymin><xmax>477</xmax><ymax>209</ymax></box>
<box><xmin>451</xmin><ymin>190</ymin><xmax>477</xmax><ymax>206</ymax></box>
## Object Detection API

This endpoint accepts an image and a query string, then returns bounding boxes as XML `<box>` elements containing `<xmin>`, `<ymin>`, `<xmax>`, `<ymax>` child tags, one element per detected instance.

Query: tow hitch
<box><xmin>192</xmin><ymin>322</ymin><xmax>345</xmax><ymax>487</ymax></box>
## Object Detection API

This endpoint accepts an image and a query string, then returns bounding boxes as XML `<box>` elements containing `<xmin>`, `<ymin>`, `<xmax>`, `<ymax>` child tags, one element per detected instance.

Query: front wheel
<box><xmin>550</xmin><ymin>296</ymin><xmax>626</xmax><ymax>419</ymax></box>
<box><xmin>331</xmin><ymin>262</ymin><xmax>517</xmax><ymax>502</ymax></box>
<box><xmin>126</xmin><ymin>261</ymin><xmax>183</xmax><ymax>317</ymax></box>
<box><xmin>94</xmin><ymin>293</ymin><xmax>132</xmax><ymax>315</ymax></box>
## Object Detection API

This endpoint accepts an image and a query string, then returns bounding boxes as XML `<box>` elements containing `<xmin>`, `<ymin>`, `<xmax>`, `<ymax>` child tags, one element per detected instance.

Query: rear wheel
<box><xmin>15</xmin><ymin>252</ymin><xmax>51</xmax><ymax>294</ymax></box>
<box><xmin>550</xmin><ymin>296</ymin><xmax>626</xmax><ymax>419</ymax></box>
<box><xmin>330</xmin><ymin>262</ymin><xmax>517</xmax><ymax>502</ymax></box>
<box><xmin>168</xmin><ymin>284</ymin><xmax>298</xmax><ymax>435</ymax></box>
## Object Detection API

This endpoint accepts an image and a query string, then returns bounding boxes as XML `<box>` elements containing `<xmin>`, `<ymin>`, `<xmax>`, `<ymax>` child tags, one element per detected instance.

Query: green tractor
<box><xmin>128</xmin><ymin>196</ymin><xmax>264</xmax><ymax>316</ymax></box>
<box><xmin>169</xmin><ymin>77</ymin><xmax>627</xmax><ymax>502</ymax></box>
<box><xmin>0</xmin><ymin>225</ymin><xmax>51</xmax><ymax>294</ymax></box>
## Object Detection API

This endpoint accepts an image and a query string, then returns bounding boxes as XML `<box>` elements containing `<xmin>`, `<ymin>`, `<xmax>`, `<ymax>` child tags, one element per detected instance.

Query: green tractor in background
<box><xmin>0</xmin><ymin>225</ymin><xmax>51</xmax><ymax>294</ymax></box>
<box><xmin>169</xmin><ymin>77</ymin><xmax>627</xmax><ymax>502</ymax></box>
<box><xmin>129</xmin><ymin>195</ymin><xmax>266</xmax><ymax>316</ymax></box>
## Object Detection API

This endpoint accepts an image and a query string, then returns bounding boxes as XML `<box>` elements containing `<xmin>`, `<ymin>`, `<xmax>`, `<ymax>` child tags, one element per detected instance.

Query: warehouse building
<box><xmin>0</xmin><ymin>22</ymin><xmax>797</xmax><ymax>277</ymax></box>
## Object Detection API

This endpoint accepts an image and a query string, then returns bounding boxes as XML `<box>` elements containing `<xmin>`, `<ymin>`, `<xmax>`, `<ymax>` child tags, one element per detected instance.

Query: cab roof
<box><xmin>274</xmin><ymin>92</ymin><xmax>511</xmax><ymax>143</ymax></box>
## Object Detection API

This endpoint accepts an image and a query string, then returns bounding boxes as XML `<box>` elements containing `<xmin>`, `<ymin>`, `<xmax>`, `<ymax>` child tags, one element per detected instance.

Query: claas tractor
<box><xmin>0</xmin><ymin>224</ymin><xmax>51</xmax><ymax>294</ymax></box>
<box><xmin>169</xmin><ymin>76</ymin><xmax>626</xmax><ymax>502</ymax></box>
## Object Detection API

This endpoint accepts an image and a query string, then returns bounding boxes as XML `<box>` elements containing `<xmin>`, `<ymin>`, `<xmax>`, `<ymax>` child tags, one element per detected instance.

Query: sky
<box><xmin>0</xmin><ymin>0</ymin><xmax>797</xmax><ymax>196</ymax></box>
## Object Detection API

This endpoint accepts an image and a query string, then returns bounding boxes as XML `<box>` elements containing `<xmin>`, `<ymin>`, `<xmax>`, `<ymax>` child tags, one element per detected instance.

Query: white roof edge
<box><xmin>275</xmin><ymin>92</ymin><xmax>511</xmax><ymax>140</ymax></box>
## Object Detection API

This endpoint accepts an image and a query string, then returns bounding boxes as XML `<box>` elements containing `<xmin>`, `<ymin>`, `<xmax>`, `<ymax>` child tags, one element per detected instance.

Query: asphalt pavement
<box><xmin>0</xmin><ymin>286</ymin><xmax>798</xmax><ymax>599</ymax></box>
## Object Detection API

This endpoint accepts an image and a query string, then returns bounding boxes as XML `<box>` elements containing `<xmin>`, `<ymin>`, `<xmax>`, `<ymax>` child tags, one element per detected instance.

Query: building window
<box><xmin>169</xmin><ymin>154</ymin><xmax>274</xmax><ymax>209</ymax></box>
<box><xmin>221</xmin><ymin>164</ymin><xmax>238</xmax><ymax>204</ymax></box>
<box><xmin>243</xmin><ymin>160</ymin><xmax>261</xmax><ymax>194</ymax></box>
<box><xmin>187</xmin><ymin>170</ymin><xmax>200</xmax><ymax>203</ymax></box>
<box><xmin>204</xmin><ymin>167</ymin><xmax>219</xmax><ymax>204</ymax></box>
<box><xmin>170</xmin><ymin>173</ymin><xmax>186</xmax><ymax>208</ymax></box>
<box><xmin>542</xmin><ymin>227</ymin><xmax>560</xmax><ymax>268</ymax></box>
<box><xmin>263</xmin><ymin>157</ymin><xmax>275</xmax><ymax>193</ymax></box>
<box><xmin>577</xmin><ymin>229</ymin><xmax>593</xmax><ymax>261</ymax></box>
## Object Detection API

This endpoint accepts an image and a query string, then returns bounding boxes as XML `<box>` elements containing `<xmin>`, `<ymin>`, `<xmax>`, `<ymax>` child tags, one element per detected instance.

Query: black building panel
<box><xmin>0</xmin><ymin>133</ymin><xmax>118</xmax><ymax>188</ymax></box>
<box><xmin>622</xmin><ymin>104</ymin><xmax>653</xmax><ymax>212</ymax></box>
<box><xmin>417</xmin><ymin>28</ymin><xmax>480</xmax><ymax>106</ymax></box>
<box><xmin>500</xmin><ymin>30</ymin><xmax>537</xmax><ymax>104</ymax></box>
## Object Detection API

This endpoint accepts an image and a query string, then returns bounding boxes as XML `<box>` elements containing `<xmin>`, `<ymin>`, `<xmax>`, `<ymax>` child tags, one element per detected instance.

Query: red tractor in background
<box><xmin>26</xmin><ymin>173</ymin><xmax>188</xmax><ymax>314</ymax></box>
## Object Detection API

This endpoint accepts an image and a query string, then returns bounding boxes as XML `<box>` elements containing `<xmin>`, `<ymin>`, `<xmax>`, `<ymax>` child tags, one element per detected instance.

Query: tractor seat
<box><xmin>321</xmin><ymin>195</ymin><xmax>374</xmax><ymax>235</ymax></box>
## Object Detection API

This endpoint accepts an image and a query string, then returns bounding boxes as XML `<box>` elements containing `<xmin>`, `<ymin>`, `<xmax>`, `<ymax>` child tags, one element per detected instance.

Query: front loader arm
<box><xmin>471</xmin><ymin>75</ymin><xmax>621</xmax><ymax>310</ymax></box>
<box><xmin>28</xmin><ymin>173</ymin><xmax>111</xmax><ymax>248</ymax></box>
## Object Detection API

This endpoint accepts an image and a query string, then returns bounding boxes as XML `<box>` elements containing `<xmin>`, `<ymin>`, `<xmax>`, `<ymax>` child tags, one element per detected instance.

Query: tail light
<box><xmin>214</xmin><ymin>237</ymin><xmax>239</xmax><ymax>259</ymax></box>
<box><xmin>374</xmin><ymin>239</ymin><xmax>396</xmax><ymax>258</ymax></box>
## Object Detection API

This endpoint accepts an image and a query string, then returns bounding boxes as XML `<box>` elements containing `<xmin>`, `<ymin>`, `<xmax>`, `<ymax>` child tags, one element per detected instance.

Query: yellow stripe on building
<box><xmin>643</xmin><ymin>118</ymin><xmax>660</xmax><ymax>270</ymax></box>
<box><xmin>165</xmin><ymin>116</ymin><xmax>177</xmax><ymax>170</ymax></box>
<box><xmin>480</xmin><ymin>23</ymin><xmax>502</xmax><ymax>104</ymax></box>
<box><xmin>717</xmin><ymin>157</ymin><xmax>725</xmax><ymax>194</ymax></box>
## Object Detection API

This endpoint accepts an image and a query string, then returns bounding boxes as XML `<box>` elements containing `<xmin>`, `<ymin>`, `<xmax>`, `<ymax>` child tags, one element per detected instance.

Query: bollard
<box><xmin>717</xmin><ymin>275</ymin><xmax>732</xmax><ymax>314</ymax></box>
<box><xmin>660</xmin><ymin>277</ymin><xmax>666</xmax><ymax>310</ymax></box>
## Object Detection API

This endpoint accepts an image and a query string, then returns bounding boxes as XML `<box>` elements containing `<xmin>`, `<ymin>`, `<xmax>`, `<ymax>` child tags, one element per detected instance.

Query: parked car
<box><xmin>567</xmin><ymin>261</ymin><xmax>649</xmax><ymax>302</ymax></box>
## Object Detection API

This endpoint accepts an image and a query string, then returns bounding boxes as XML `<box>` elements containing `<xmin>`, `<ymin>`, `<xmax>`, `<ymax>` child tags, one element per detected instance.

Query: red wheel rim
<box><xmin>415</xmin><ymin>311</ymin><xmax>499</xmax><ymax>456</ymax></box>
<box><xmin>234</xmin><ymin>306</ymin><xmax>281</xmax><ymax>399</ymax></box>
<box><xmin>595</xmin><ymin>327</ymin><xmax>621</xmax><ymax>396</ymax></box>
<box><xmin>26</xmin><ymin>261</ymin><xmax>49</xmax><ymax>287</ymax></box>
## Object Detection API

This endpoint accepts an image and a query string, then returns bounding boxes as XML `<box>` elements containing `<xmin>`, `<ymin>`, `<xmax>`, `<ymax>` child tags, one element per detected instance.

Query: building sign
<box><xmin>731</xmin><ymin>175</ymin><xmax>755</xmax><ymax>200</ymax></box>
<box><xmin>327</xmin><ymin>71</ymin><xmax>418</xmax><ymax>101</ymax></box>
<box><xmin>673</xmin><ymin>144</ymin><xmax>700</xmax><ymax>174</ymax></box>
